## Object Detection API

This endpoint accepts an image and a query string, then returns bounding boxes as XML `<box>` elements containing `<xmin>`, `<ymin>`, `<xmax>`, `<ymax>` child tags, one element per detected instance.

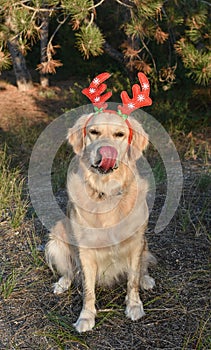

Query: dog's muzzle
<box><xmin>92</xmin><ymin>146</ymin><xmax>118</xmax><ymax>174</ymax></box>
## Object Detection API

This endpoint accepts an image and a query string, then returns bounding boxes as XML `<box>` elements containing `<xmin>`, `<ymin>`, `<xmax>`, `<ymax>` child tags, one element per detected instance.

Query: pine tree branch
<box><xmin>139</xmin><ymin>37</ymin><xmax>157</xmax><ymax>73</ymax></box>
<box><xmin>199</xmin><ymin>0</ymin><xmax>211</xmax><ymax>6</ymax></box>
<box><xmin>20</xmin><ymin>2</ymin><xmax>60</xmax><ymax>13</ymax></box>
<box><xmin>88</xmin><ymin>0</ymin><xmax>106</xmax><ymax>10</ymax></box>
<box><xmin>86</xmin><ymin>12</ymin><xmax>95</xmax><ymax>29</ymax></box>
<box><xmin>47</xmin><ymin>15</ymin><xmax>70</xmax><ymax>54</ymax></box>
<box><xmin>115</xmin><ymin>0</ymin><xmax>133</xmax><ymax>8</ymax></box>
<box><xmin>103</xmin><ymin>41</ymin><xmax>124</xmax><ymax>64</ymax></box>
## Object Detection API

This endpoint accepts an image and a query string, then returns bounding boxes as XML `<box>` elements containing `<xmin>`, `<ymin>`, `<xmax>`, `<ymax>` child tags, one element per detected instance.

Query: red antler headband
<box><xmin>82</xmin><ymin>72</ymin><xmax>152</xmax><ymax>144</ymax></box>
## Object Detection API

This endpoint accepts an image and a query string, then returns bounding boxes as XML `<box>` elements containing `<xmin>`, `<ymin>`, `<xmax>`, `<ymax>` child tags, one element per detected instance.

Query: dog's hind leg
<box><xmin>140</xmin><ymin>238</ymin><xmax>156</xmax><ymax>290</ymax></box>
<box><xmin>53</xmin><ymin>276</ymin><xmax>72</xmax><ymax>295</ymax></box>
<box><xmin>125</xmin><ymin>242</ymin><xmax>145</xmax><ymax>321</ymax></box>
<box><xmin>45</xmin><ymin>220</ymin><xmax>74</xmax><ymax>294</ymax></box>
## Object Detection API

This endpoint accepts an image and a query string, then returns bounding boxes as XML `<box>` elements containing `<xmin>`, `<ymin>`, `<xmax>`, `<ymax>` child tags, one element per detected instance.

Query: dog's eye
<box><xmin>114</xmin><ymin>132</ymin><xmax>125</xmax><ymax>138</ymax></box>
<box><xmin>89</xmin><ymin>129</ymin><xmax>100</xmax><ymax>136</ymax></box>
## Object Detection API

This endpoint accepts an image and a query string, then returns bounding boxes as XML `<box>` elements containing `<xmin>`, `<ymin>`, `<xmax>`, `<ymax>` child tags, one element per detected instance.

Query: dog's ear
<box><xmin>128</xmin><ymin>117</ymin><xmax>149</xmax><ymax>160</ymax></box>
<box><xmin>67</xmin><ymin>114</ymin><xmax>91</xmax><ymax>155</ymax></box>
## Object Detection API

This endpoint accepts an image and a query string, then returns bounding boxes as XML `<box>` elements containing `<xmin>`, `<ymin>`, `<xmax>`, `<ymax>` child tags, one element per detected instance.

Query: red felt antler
<box><xmin>118</xmin><ymin>72</ymin><xmax>152</xmax><ymax>116</ymax></box>
<box><xmin>82</xmin><ymin>72</ymin><xmax>112</xmax><ymax>110</ymax></box>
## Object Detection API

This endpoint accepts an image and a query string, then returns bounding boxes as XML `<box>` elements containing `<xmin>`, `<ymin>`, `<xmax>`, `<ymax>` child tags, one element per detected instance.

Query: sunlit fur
<box><xmin>45</xmin><ymin>112</ymin><xmax>156</xmax><ymax>333</ymax></box>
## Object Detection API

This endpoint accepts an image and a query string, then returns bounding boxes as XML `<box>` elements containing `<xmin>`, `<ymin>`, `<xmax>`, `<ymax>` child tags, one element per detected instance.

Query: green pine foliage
<box><xmin>175</xmin><ymin>40</ymin><xmax>211</xmax><ymax>85</ymax></box>
<box><xmin>0</xmin><ymin>0</ymin><xmax>210</xmax><ymax>86</ymax></box>
<box><xmin>62</xmin><ymin>0</ymin><xmax>94</xmax><ymax>21</ymax></box>
<box><xmin>76</xmin><ymin>24</ymin><xmax>104</xmax><ymax>58</ymax></box>
<box><xmin>174</xmin><ymin>5</ymin><xmax>211</xmax><ymax>85</ymax></box>
<box><xmin>0</xmin><ymin>0</ymin><xmax>38</xmax><ymax>65</ymax></box>
<box><xmin>135</xmin><ymin>0</ymin><xmax>163</xmax><ymax>18</ymax></box>
<box><xmin>124</xmin><ymin>0</ymin><xmax>210</xmax><ymax>86</ymax></box>
<box><xmin>0</xmin><ymin>51</ymin><xmax>11</xmax><ymax>70</ymax></box>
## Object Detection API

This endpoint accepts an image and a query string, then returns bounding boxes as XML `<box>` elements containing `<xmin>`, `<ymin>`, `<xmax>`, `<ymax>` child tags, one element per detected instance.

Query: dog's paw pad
<box><xmin>74</xmin><ymin>317</ymin><xmax>95</xmax><ymax>333</ymax></box>
<box><xmin>125</xmin><ymin>304</ymin><xmax>145</xmax><ymax>321</ymax></box>
<box><xmin>53</xmin><ymin>277</ymin><xmax>71</xmax><ymax>295</ymax></box>
<box><xmin>140</xmin><ymin>275</ymin><xmax>155</xmax><ymax>290</ymax></box>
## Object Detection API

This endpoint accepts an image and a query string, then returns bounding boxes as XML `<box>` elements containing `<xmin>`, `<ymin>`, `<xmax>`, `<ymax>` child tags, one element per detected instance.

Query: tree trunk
<box><xmin>40</xmin><ymin>12</ymin><xmax>49</xmax><ymax>87</ymax></box>
<box><xmin>7</xmin><ymin>37</ymin><xmax>33</xmax><ymax>92</ymax></box>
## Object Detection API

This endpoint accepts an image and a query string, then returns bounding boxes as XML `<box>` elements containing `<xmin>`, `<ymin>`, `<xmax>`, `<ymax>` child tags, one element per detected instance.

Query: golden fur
<box><xmin>45</xmin><ymin>112</ymin><xmax>156</xmax><ymax>333</ymax></box>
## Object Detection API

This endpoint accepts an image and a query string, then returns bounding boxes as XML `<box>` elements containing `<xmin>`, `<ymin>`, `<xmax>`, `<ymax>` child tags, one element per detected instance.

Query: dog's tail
<box><xmin>45</xmin><ymin>219</ymin><xmax>75</xmax><ymax>280</ymax></box>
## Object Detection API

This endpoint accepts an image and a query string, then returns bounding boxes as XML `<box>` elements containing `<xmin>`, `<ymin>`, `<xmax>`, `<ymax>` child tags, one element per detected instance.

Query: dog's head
<box><xmin>68</xmin><ymin>112</ymin><xmax>148</xmax><ymax>175</ymax></box>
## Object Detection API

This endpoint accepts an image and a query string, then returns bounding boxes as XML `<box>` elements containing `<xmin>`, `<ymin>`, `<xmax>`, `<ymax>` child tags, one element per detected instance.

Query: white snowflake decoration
<box><xmin>93</xmin><ymin>78</ymin><xmax>100</xmax><ymax>86</ymax></box>
<box><xmin>89</xmin><ymin>88</ymin><xmax>96</xmax><ymax>94</ymax></box>
<box><xmin>137</xmin><ymin>94</ymin><xmax>145</xmax><ymax>102</ymax></box>
<box><xmin>94</xmin><ymin>96</ymin><xmax>100</xmax><ymax>102</ymax></box>
<box><xmin>128</xmin><ymin>102</ymin><xmax>135</xmax><ymax>109</ymax></box>
<box><xmin>142</xmin><ymin>82</ymin><xmax>149</xmax><ymax>90</ymax></box>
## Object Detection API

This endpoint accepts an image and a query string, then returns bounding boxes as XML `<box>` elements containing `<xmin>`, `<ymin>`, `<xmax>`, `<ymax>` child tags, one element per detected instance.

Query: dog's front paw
<box><xmin>125</xmin><ymin>303</ymin><xmax>145</xmax><ymax>321</ymax></box>
<box><xmin>74</xmin><ymin>317</ymin><xmax>95</xmax><ymax>333</ymax></box>
<box><xmin>140</xmin><ymin>275</ymin><xmax>155</xmax><ymax>290</ymax></box>
<box><xmin>73</xmin><ymin>310</ymin><xmax>96</xmax><ymax>333</ymax></box>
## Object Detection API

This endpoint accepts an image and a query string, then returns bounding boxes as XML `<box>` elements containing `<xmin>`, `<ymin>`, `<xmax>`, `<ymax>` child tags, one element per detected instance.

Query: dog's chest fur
<box><xmin>82</xmin><ymin>232</ymin><xmax>146</xmax><ymax>286</ymax></box>
<box><xmin>67</xmin><ymin>158</ymin><xmax>149</xmax><ymax>284</ymax></box>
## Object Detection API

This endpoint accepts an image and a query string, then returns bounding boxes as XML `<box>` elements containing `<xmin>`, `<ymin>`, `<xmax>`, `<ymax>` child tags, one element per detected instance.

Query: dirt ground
<box><xmin>0</xmin><ymin>80</ymin><xmax>210</xmax><ymax>350</ymax></box>
<box><xmin>0</xmin><ymin>79</ymin><xmax>75</xmax><ymax>129</ymax></box>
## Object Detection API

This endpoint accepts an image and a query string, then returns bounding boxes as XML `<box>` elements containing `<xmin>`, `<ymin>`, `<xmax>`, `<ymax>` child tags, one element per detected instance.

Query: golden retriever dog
<box><xmin>45</xmin><ymin>111</ymin><xmax>156</xmax><ymax>333</ymax></box>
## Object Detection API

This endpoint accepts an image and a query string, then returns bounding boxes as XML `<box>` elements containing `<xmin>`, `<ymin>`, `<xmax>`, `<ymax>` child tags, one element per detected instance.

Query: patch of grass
<box><xmin>14</xmin><ymin>122</ymin><xmax>52</xmax><ymax>167</ymax></box>
<box><xmin>197</xmin><ymin>172</ymin><xmax>211</xmax><ymax>192</ymax></box>
<box><xmin>52</xmin><ymin>143</ymin><xmax>74</xmax><ymax>192</ymax></box>
<box><xmin>176</xmin><ymin>171</ymin><xmax>210</xmax><ymax>236</ymax></box>
<box><xmin>68</xmin><ymin>82</ymin><xmax>87</xmax><ymax>109</ymax></box>
<box><xmin>0</xmin><ymin>120</ymin><xmax>50</xmax><ymax>171</ymax></box>
<box><xmin>184</xmin><ymin>135</ymin><xmax>210</xmax><ymax>164</ymax></box>
<box><xmin>182</xmin><ymin>314</ymin><xmax>211</xmax><ymax>350</ymax></box>
<box><xmin>39</xmin><ymin>313</ymin><xmax>89</xmax><ymax>350</ymax></box>
<box><xmin>177</xmin><ymin>207</ymin><xmax>192</xmax><ymax>233</ymax></box>
<box><xmin>152</xmin><ymin>159</ymin><xmax>166</xmax><ymax>186</ymax></box>
<box><xmin>26</xmin><ymin>228</ymin><xmax>44</xmax><ymax>267</ymax></box>
<box><xmin>0</xmin><ymin>269</ymin><xmax>19</xmax><ymax>299</ymax></box>
<box><xmin>95</xmin><ymin>286</ymin><xmax>125</xmax><ymax>328</ymax></box>
<box><xmin>178</xmin><ymin>199</ymin><xmax>209</xmax><ymax>237</ymax></box>
<box><xmin>38</xmin><ymin>89</ymin><xmax>57</xmax><ymax>99</ymax></box>
<box><xmin>0</xmin><ymin>147</ymin><xmax>28</xmax><ymax>229</ymax></box>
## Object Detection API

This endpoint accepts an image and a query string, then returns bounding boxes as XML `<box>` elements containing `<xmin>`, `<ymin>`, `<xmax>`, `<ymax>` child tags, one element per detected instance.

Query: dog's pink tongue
<box><xmin>98</xmin><ymin>146</ymin><xmax>117</xmax><ymax>172</ymax></box>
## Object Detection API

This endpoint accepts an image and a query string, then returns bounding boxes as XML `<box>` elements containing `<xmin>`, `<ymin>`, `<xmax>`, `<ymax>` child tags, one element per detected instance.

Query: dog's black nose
<box><xmin>95</xmin><ymin>148</ymin><xmax>102</xmax><ymax>166</ymax></box>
